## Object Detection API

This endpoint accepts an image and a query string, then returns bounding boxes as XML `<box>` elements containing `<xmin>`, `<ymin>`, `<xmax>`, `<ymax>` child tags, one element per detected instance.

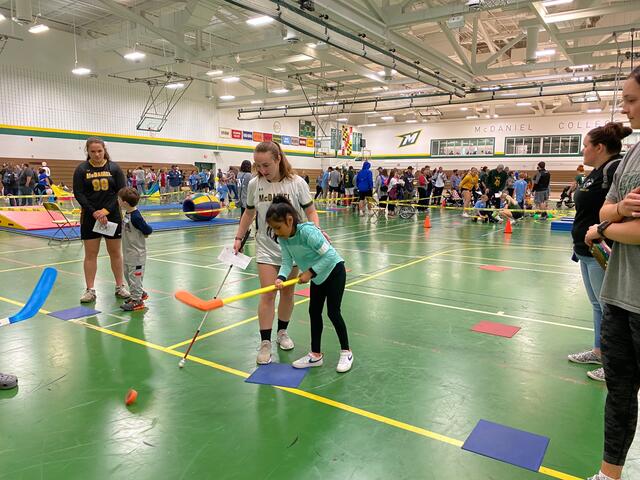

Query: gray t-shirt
<box><xmin>601</xmin><ymin>142</ymin><xmax>640</xmax><ymax>313</ymax></box>
<box><xmin>328</xmin><ymin>170</ymin><xmax>341</xmax><ymax>188</ymax></box>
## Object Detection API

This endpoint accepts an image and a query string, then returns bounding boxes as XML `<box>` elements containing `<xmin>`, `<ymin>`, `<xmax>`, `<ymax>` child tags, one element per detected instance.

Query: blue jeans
<box><xmin>577</xmin><ymin>253</ymin><xmax>605</xmax><ymax>349</ymax></box>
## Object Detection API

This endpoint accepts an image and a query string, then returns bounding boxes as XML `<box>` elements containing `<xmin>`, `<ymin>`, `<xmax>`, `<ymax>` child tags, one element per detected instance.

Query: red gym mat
<box><xmin>0</xmin><ymin>209</ymin><xmax>69</xmax><ymax>230</ymax></box>
<box><xmin>295</xmin><ymin>288</ymin><xmax>311</xmax><ymax>297</ymax></box>
<box><xmin>472</xmin><ymin>321</ymin><xmax>521</xmax><ymax>338</ymax></box>
<box><xmin>479</xmin><ymin>265</ymin><xmax>511</xmax><ymax>272</ymax></box>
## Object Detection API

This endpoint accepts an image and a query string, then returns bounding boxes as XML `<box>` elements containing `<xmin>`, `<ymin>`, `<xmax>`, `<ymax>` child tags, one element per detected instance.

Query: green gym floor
<box><xmin>0</xmin><ymin>207</ymin><xmax>636</xmax><ymax>480</ymax></box>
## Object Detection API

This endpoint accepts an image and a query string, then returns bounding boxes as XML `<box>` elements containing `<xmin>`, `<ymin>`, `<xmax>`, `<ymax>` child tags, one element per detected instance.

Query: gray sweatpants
<box><xmin>125</xmin><ymin>263</ymin><xmax>145</xmax><ymax>301</ymax></box>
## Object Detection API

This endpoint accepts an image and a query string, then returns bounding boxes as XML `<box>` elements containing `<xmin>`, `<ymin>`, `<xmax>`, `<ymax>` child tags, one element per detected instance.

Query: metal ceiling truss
<box><xmin>237</xmin><ymin>76</ymin><xmax>620</xmax><ymax>120</ymax></box>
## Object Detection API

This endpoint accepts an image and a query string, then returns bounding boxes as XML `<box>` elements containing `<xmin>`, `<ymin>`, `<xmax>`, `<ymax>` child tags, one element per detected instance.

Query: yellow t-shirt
<box><xmin>459</xmin><ymin>173</ymin><xmax>479</xmax><ymax>190</ymax></box>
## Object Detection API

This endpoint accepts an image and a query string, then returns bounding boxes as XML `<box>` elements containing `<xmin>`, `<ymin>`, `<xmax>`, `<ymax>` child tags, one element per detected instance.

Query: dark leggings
<box><xmin>309</xmin><ymin>262</ymin><xmax>349</xmax><ymax>353</ymax></box>
<box><xmin>601</xmin><ymin>303</ymin><xmax>640</xmax><ymax>466</ymax></box>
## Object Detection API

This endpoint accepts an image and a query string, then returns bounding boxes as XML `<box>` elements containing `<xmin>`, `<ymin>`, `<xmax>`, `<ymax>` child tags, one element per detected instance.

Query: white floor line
<box><xmin>345</xmin><ymin>288</ymin><xmax>592</xmax><ymax>332</ymax></box>
<box><xmin>147</xmin><ymin>257</ymin><xmax>258</xmax><ymax>276</ymax></box>
<box><xmin>441</xmin><ymin>253</ymin><xmax>576</xmax><ymax>269</ymax></box>
<box><xmin>431</xmin><ymin>258</ymin><xmax>580</xmax><ymax>276</ymax></box>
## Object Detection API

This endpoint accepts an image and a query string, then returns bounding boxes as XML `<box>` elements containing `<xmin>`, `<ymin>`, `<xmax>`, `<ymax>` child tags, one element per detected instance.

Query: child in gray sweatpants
<box><xmin>117</xmin><ymin>187</ymin><xmax>153</xmax><ymax>311</ymax></box>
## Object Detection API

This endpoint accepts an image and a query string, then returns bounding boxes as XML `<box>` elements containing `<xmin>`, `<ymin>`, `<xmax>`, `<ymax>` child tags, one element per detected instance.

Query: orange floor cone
<box><xmin>423</xmin><ymin>216</ymin><xmax>431</xmax><ymax>228</ymax></box>
<box><xmin>504</xmin><ymin>219</ymin><xmax>513</xmax><ymax>234</ymax></box>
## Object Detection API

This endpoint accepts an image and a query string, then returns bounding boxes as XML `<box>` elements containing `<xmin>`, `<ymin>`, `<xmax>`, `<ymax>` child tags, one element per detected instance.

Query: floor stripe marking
<box><xmin>345</xmin><ymin>288</ymin><xmax>592</xmax><ymax>332</ymax></box>
<box><xmin>431</xmin><ymin>258</ymin><xmax>580</xmax><ymax>276</ymax></box>
<box><xmin>75</xmin><ymin>319</ymin><xmax>580</xmax><ymax>480</ymax></box>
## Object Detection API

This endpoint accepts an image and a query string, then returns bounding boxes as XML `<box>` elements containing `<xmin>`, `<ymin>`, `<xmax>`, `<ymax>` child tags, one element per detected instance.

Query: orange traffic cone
<box><xmin>423</xmin><ymin>216</ymin><xmax>431</xmax><ymax>229</ymax></box>
<box><xmin>504</xmin><ymin>219</ymin><xmax>513</xmax><ymax>234</ymax></box>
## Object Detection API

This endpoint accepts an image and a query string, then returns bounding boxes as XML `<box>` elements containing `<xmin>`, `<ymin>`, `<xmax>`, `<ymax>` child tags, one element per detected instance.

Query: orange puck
<box><xmin>125</xmin><ymin>388</ymin><xmax>138</xmax><ymax>406</ymax></box>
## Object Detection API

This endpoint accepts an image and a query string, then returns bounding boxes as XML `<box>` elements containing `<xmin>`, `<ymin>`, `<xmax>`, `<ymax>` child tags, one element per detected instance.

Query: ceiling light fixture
<box><xmin>516</xmin><ymin>102</ymin><xmax>532</xmax><ymax>106</ymax></box>
<box><xmin>466</xmin><ymin>115</ymin><xmax>479</xmax><ymax>119</ymax></box>
<box><xmin>405</xmin><ymin>119</ymin><xmax>418</xmax><ymax>123</ymax></box>
<box><xmin>325</xmin><ymin>101</ymin><xmax>339</xmax><ymax>105</ymax></box>
<box><xmin>251</xmin><ymin>100</ymin><xmax>264</xmax><ymax>104</ymax></box>
<box><xmin>377</xmin><ymin>69</ymin><xmax>398</xmax><ymax>76</ymax></box>
<box><xmin>272</xmin><ymin>88</ymin><xmax>289</xmax><ymax>94</ymax></box>
<box><xmin>460</xmin><ymin>107</ymin><xmax>469</xmax><ymax>111</ymax></box>
<box><xmin>246</xmin><ymin>16</ymin><xmax>274</xmax><ymax>26</ymax></box>
<box><xmin>587</xmin><ymin>108</ymin><xmax>602</xmax><ymax>113</ymax></box>
<box><xmin>535</xmin><ymin>49</ymin><xmax>556</xmax><ymax>57</ymax></box>
<box><xmin>219</xmin><ymin>94</ymin><xmax>236</xmax><ymax>100</ymax></box>
<box><xmin>542</xmin><ymin>0</ymin><xmax>573</xmax><ymax>6</ymax></box>
<box><xmin>28</xmin><ymin>24</ymin><xmax>49</xmax><ymax>34</ymax></box>
<box><xmin>166</xmin><ymin>82</ymin><xmax>185</xmax><ymax>89</ymax></box>
<box><xmin>0</xmin><ymin>13</ymin><xmax>6</xmax><ymax>21</ymax></box>
<box><xmin>223</xmin><ymin>76</ymin><xmax>240</xmax><ymax>83</ymax></box>
<box><xmin>381</xmin><ymin>116</ymin><xmax>394</xmax><ymax>120</ymax></box>
<box><xmin>206</xmin><ymin>69</ymin><xmax>224</xmax><ymax>76</ymax></box>
<box><xmin>358</xmin><ymin>123</ymin><xmax>377</xmax><ymax>127</ymax></box>
<box><xmin>124</xmin><ymin>51</ymin><xmax>146</xmax><ymax>61</ymax></box>
<box><xmin>569</xmin><ymin>64</ymin><xmax>593</xmax><ymax>70</ymax></box>
<box><xmin>72</xmin><ymin>67</ymin><xmax>91</xmax><ymax>76</ymax></box>
<box><xmin>70</xmin><ymin>20</ymin><xmax>90</xmax><ymax>76</ymax></box>
<box><xmin>337</xmin><ymin>117</ymin><xmax>348</xmax><ymax>122</ymax></box>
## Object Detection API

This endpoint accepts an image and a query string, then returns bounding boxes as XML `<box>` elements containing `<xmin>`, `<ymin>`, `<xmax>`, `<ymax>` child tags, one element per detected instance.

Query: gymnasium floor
<box><xmin>0</xmin><ymin>207</ymin><xmax>637</xmax><ymax>480</ymax></box>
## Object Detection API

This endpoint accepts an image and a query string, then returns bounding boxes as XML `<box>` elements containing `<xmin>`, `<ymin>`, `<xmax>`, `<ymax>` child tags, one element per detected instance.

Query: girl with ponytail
<box><xmin>232</xmin><ymin>142</ymin><xmax>323</xmax><ymax>365</ymax></box>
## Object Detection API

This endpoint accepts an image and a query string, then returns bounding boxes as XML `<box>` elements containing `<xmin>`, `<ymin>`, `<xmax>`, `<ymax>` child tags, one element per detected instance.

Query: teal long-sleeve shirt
<box><xmin>277</xmin><ymin>222</ymin><xmax>344</xmax><ymax>285</ymax></box>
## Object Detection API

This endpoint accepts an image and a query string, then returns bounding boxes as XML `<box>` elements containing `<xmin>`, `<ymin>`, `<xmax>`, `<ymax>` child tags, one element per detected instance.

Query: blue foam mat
<box><xmin>462</xmin><ymin>419</ymin><xmax>550</xmax><ymax>472</ymax></box>
<box><xmin>0</xmin><ymin>217</ymin><xmax>238</xmax><ymax>240</ymax></box>
<box><xmin>49</xmin><ymin>306</ymin><xmax>101</xmax><ymax>320</ymax></box>
<box><xmin>245</xmin><ymin>363</ymin><xmax>309</xmax><ymax>388</ymax></box>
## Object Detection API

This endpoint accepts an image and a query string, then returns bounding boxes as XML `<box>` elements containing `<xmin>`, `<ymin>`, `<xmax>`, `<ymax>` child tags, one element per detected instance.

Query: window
<box><xmin>430</xmin><ymin>137</ymin><xmax>494</xmax><ymax>157</ymax></box>
<box><xmin>623</xmin><ymin>131</ymin><xmax>640</xmax><ymax>153</ymax></box>
<box><xmin>504</xmin><ymin>135</ymin><xmax>581</xmax><ymax>155</ymax></box>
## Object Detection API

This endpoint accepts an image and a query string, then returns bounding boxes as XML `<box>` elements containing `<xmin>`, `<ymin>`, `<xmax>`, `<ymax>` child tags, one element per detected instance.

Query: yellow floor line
<box><xmin>0</xmin><ymin>295</ymin><xmax>583</xmax><ymax>480</ymax></box>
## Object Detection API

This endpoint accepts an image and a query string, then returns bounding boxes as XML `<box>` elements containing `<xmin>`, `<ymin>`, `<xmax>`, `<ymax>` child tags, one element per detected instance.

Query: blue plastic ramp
<box><xmin>0</xmin><ymin>267</ymin><xmax>57</xmax><ymax>326</ymax></box>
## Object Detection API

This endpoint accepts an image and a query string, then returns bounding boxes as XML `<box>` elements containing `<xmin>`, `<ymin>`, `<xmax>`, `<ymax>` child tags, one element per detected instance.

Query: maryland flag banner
<box><xmin>340</xmin><ymin>125</ymin><xmax>353</xmax><ymax>156</ymax></box>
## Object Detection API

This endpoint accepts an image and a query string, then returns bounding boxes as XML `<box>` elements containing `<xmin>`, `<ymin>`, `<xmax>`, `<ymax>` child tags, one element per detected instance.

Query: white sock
<box><xmin>598</xmin><ymin>471</ymin><xmax>617</xmax><ymax>480</ymax></box>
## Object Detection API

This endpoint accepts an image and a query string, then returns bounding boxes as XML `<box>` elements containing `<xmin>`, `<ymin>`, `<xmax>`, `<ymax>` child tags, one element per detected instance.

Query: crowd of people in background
<box><xmin>1</xmin><ymin>161</ymin><xmax>55</xmax><ymax>206</ymax></box>
<box><xmin>310</xmin><ymin>160</ymin><xmax>555</xmax><ymax>220</ymax></box>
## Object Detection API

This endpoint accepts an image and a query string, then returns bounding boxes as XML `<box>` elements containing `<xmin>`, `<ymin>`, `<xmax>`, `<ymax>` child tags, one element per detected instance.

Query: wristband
<box><xmin>616</xmin><ymin>202</ymin><xmax>624</xmax><ymax>218</ymax></box>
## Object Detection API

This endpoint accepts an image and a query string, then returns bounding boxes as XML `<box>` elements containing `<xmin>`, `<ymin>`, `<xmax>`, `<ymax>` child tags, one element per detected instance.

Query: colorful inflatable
<box><xmin>182</xmin><ymin>193</ymin><xmax>221</xmax><ymax>221</ymax></box>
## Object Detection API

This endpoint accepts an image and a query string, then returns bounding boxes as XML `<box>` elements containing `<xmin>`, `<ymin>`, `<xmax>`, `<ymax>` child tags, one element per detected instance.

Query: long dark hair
<box><xmin>266</xmin><ymin>195</ymin><xmax>300</xmax><ymax>226</ymax></box>
<box><xmin>240</xmin><ymin>160</ymin><xmax>252</xmax><ymax>173</ymax></box>
<box><xmin>85</xmin><ymin>137</ymin><xmax>111</xmax><ymax>161</ymax></box>
<box><xmin>587</xmin><ymin>122</ymin><xmax>633</xmax><ymax>155</ymax></box>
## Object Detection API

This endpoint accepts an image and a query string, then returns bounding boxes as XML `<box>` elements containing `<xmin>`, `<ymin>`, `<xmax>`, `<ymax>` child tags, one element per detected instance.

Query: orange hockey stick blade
<box><xmin>175</xmin><ymin>290</ymin><xmax>224</xmax><ymax>311</ymax></box>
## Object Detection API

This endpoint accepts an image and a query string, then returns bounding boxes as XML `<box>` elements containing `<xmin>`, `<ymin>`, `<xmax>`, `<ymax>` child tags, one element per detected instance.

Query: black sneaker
<box><xmin>121</xmin><ymin>300</ymin><xmax>145</xmax><ymax>311</ymax></box>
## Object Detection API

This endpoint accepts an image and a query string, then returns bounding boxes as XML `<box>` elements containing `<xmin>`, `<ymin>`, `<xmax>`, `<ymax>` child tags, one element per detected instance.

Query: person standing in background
<box><xmin>18</xmin><ymin>163</ymin><xmax>34</xmax><ymax>206</ymax></box>
<box><xmin>532</xmin><ymin>161</ymin><xmax>551</xmax><ymax>219</ymax></box>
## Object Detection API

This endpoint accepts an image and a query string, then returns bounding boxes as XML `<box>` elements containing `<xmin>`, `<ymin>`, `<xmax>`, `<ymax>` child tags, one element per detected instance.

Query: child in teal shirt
<box><xmin>268</xmin><ymin>195</ymin><xmax>353</xmax><ymax>373</ymax></box>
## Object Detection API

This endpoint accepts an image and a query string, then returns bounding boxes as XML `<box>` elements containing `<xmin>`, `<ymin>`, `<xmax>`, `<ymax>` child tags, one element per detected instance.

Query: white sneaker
<box><xmin>292</xmin><ymin>353</ymin><xmax>324</xmax><ymax>369</ymax></box>
<box><xmin>586</xmin><ymin>473</ymin><xmax>616</xmax><ymax>480</ymax></box>
<box><xmin>336</xmin><ymin>350</ymin><xmax>353</xmax><ymax>373</ymax></box>
<box><xmin>462</xmin><ymin>212</ymin><xmax>470</xmax><ymax>218</ymax></box>
<box><xmin>115</xmin><ymin>284</ymin><xmax>131</xmax><ymax>299</ymax></box>
<box><xmin>359</xmin><ymin>211</ymin><xmax>364</xmax><ymax>216</ymax></box>
<box><xmin>568</xmin><ymin>350</ymin><xmax>602</xmax><ymax>365</ymax></box>
<box><xmin>276</xmin><ymin>329</ymin><xmax>294</xmax><ymax>350</ymax></box>
<box><xmin>256</xmin><ymin>340</ymin><xmax>272</xmax><ymax>364</ymax></box>
<box><xmin>80</xmin><ymin>288</ymin><xmax>96</xmax><ymax>303</ymax></box>
<box><xmin>587</xmin><ymin>367</ymin><xmax>606</xmax><ymax>382</ymax></box>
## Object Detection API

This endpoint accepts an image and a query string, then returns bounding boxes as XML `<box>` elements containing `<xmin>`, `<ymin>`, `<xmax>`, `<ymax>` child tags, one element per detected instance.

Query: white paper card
<box><xmin>92</xmin><ymin>220</ymin><xmax>118</xmax><ymax>237</ymax></box>
<box><xmin>217</xmin><ymin>246</ymin><xmax>252</xmax><ymax>270</ymax></box>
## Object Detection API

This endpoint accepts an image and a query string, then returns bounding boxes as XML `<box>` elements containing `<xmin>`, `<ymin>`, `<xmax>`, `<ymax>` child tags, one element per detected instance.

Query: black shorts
<box><xmin>80</xmin><ymin>213</ymin><xmax>122</xmax><ymax>240</ymax></box>
<box><xmin>358</xmin><ymin>190</ymin><xmax>373</xmax><ymax>200</ymax></box>
<box><xmin>329</xmin><ymin>185</ymin><xmax>340</xmax><ymax>193</ymax></box>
